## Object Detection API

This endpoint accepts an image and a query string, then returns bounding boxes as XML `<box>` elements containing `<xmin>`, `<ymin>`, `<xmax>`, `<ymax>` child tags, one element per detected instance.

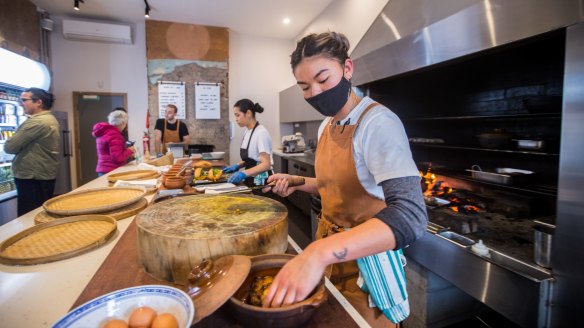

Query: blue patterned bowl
<box><xmin>52</xmin><ymin>285</ymin><xmax>194</xmax><ymax>328</ymax></box>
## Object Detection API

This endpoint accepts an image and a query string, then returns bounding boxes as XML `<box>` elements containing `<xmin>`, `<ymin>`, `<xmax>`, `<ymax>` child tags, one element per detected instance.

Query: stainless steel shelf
<box><xmin>410</xmin><ymin>143</ymin><xmax>559</xmax><ymax>156</ymax></box>
<box><xmin>405</xmin><ymin>112</ymin><xmax>561</xmax><ymax>121</ymax></box>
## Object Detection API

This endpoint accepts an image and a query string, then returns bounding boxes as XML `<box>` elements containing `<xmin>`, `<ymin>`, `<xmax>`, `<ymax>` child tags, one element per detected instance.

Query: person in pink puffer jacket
<box><xmin>92</xmin><ymin>110</ymin><xmax>136</xmax><ymax>175</ymax></box>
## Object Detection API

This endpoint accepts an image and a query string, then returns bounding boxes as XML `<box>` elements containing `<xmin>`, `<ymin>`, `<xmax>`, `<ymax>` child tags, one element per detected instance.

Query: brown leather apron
<box><xmin>315</xmin><ymin>102</ymin><xmax>397</xmax><ymax>328</ymax></box>
<box><xmin>162</xmin><ymin>119</ymin><xmax>181</xmax><ymax>154</ymax></box>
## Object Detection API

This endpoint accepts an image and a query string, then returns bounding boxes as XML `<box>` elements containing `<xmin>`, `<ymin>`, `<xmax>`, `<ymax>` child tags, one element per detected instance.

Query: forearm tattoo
<box><xmin>332</xmin><ymin>247</ymin><xmax>348</xmax><ymax>261</ymax></box>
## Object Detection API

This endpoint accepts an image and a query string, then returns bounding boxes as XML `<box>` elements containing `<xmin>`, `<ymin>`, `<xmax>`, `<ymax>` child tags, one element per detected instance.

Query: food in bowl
<box><xmin>51</xmin><ymin>285</ymin><xmax>194</xmax><ymax>328</ymax></box>
<box><xmin>249</xmin><ymin>275</ymin><xmax>275</xmax><ymax>306</ymax></box>
<box><xmin>102</xmin><ymin>307</ymin><xmax>178</xmax><ymax>328</ymax></box>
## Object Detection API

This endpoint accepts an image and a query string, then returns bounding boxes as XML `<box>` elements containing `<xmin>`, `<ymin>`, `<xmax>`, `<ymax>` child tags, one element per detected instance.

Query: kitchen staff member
<box><xmin>223</xmin><ymin>99</ymin><xmax>273</xmax><ymax>187</ymax></box>
<box><xmin>154</xmin><ymin>104</ymin><xmax>190</xmax><ymax>156</ymax></box>
<box><xmin>5</xmin><ymin>88</ymin><xmax>59</xmax><ymax>216</ymax></box>
<box><xmin>263</xmin><ymin>32</ymin><xmax>428</xmax><ymax>327</ymax></box>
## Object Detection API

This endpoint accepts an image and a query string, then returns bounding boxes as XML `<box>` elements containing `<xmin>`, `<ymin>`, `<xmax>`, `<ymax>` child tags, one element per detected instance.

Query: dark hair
<box><xmin>290</xmin><ymin>32</ymin><xmax>350</xmax><ymax>70</ymax></box>
<box><xmin>24</xmin><ymin>87</ymin><xmax>55</xmax><ymax>109</ymax></box>
<box><xmin>113</xmin><ymin>107</ymin><xmax>127</xmax><ymax>112</ymax></box>
<box><xmin>234</xmin><ymin>98</ymin><xmax>264</xmax><ymax>117</ymax></box>
<box><xmin>166</xmin><ymin>104</ymin><xmax>178</xmax><ymax>114</ymax></box>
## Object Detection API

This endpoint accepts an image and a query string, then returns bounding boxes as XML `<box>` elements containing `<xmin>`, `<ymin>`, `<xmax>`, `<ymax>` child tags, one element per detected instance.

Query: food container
<box><xmin>202</xmin><ymin>151</ymin><xmax>225</xmax><ymax>160</ymax></box>
<box><xmin>534</xmin><ymin>223</ymin><xmax>554</xmax><ymax>268</ymax></box>
<box><xmin>186</xmin><ymin>254</ymin><xmax>327</xmax><ymax>327</ymax></box>
<box><xmin>466</xmin><ymin>165</ymin><xmax>534</xmax><ymax>185</ymax></box>
<box><xmin>164</xmin><ymin>176</ymin><xmax>186</xmax><ymax>189</ymax></box>
<box><xmin>476</xmin><ymin>129</ymin><xmax>513</xmax><ymax>148</ymax></box>
<box><xmin>514</xmin><ymin>139</ymin><xmax>546</xmax><ymax>150</ymax></box>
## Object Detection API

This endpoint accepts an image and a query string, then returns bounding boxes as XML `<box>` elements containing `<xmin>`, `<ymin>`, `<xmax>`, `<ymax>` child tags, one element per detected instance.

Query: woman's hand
<box><xmin>262</xmin><ymin>246</ymin><xmax>326</xmax><ymax>307</ymax></box>
<box><xmin>264</xmin><ymin>174</ymin><xmax>299</xmax><ymax>197</ymax></box>
<box><xmin>222</xmin><ymin>163</ymin><xmax>240</xmax><ymax>173</ymax></box>
<box><xmin>227</xmin><ymin>171</ymin><xmax>247</xmax><ymax>184</ymax></box>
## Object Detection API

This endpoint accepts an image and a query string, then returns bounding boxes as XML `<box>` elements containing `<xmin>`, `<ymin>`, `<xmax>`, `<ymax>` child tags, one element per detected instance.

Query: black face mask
<box><xmin>305</xmin><ymin>76</ymin><xmax>351</xmax><ymax>117</ymax></box>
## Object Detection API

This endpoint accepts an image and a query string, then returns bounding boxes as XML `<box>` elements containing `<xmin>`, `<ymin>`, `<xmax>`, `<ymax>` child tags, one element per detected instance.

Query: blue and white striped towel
<box><xmin>356</xmin><ymin>249</ymin><xmax>410</xmax><ymax>323</ymax></box>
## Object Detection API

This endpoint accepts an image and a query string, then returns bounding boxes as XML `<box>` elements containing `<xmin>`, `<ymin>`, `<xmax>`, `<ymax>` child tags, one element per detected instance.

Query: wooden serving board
<box><xmin>136</xmin><ymin>194</ymin><xmax>288</xmax><ymax>284</ymax></box>
<box><xmin>72</xmin><ymin>219</ymin><xmax>359</xmax><ymax>328</ymax></box>
<box><xmin>34</xmin><ymin>198</ymin><xmax>149</xmax><ymax>224</ymax></box>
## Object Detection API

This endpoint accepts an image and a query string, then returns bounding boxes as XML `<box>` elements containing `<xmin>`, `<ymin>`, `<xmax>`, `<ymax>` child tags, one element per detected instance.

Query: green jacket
<box><xmin>5</xmin><ymin>111</ymin><xmax>60</xmax><ymax>180</ymax></box>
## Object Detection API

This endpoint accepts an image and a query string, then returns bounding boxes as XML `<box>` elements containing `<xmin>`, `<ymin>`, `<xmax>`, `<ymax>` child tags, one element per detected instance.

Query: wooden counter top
<box><xmin>73</xmin><ymin>218</ymin><xmax>361</xmax><ymax>327</ymax></box>
<box><xmin>0</xmin><ymin>162</ymin><xmax>367</xmax><ymax>327</ymax></box>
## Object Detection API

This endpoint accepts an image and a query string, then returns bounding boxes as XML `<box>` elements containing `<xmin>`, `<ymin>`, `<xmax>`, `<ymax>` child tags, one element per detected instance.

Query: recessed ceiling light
<box><xmin>282</xmin><ymin>17</ymin><xmax>291</xmax><ymax>25</ymax></box>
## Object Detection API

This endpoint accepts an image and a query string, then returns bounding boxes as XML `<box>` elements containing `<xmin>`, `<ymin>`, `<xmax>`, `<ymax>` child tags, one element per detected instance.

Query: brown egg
<box><xmin>151</xmin><ymin>313</ymin><xmax>179</xmax><ymax>328</ymax></box>
<box><xmin>128</xmin><ymin>306</ymin><xmax>157</xmax><ymax>328</ymax></box>
<box><xmin>103</xmin><ymin>319</ymin><xmax>129</xmax><ymax>328</ymax></box>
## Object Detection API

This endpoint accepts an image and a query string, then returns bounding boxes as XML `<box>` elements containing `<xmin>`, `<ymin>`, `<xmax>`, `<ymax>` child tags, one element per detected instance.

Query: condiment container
<box><xmin>534</xmin><ymin>223</ymin><xmax>554</xmax><ymax>268</ymax></box>
<box><xmin>471</xmin><ymin>239</ymin><xmax>490</xmax><ymax>257</ymax></box>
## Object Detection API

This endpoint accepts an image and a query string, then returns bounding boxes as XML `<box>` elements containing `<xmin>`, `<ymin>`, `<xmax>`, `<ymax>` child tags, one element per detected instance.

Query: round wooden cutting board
<box><xmin>135</xmin><ymin>194</ymin><xmax>288</xmax><ymax>284</ymax></box>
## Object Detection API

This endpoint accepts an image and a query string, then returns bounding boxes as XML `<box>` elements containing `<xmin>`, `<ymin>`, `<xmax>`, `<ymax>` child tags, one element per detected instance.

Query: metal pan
<box><xmin>466</xmin><ymin>165</ymin><xmax>534</xmax><ymax>185</ymax></box>
<box><xmin>514</xmin><ymin>139</ymin><xmax>546</xmax><ymax>150</ymax></box>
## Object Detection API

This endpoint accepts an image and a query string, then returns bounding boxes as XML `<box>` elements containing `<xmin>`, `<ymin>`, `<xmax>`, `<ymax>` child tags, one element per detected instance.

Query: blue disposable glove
<box><xmin>227</xmin><ymin>171</ymin><xmax>247</xmax><ymax>184</ymax></box>
<box><xmin>223</xmin><ymin>163</ymin><xmax>240</xmax><ymax>173</ymax></box>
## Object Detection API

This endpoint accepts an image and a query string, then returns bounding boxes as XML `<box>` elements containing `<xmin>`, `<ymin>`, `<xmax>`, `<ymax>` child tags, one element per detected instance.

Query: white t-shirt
<box><xmin>317</xmin><ymin>97</ymin><xmax>419</xmax><ymax>200</ymax></box>
<box><xmin>241</xmin><ymin>124</ymin><xmax>274</xmax><ymax>166</ymax></box>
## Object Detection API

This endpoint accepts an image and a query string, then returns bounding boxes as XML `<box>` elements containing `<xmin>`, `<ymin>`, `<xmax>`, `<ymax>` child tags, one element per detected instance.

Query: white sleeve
<box><xmin>358</xmin><ymin>109</ymin><xmax>419</xmax><ymax>184</ymax></box>
<box><xmin>255</xmin><ymin>129</ymin><xmax>272</xmax><ymax>155</ymax></box>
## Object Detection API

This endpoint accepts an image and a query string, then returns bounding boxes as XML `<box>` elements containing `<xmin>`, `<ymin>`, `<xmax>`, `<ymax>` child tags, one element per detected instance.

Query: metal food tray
<box><xmin>466</xmin><ymin>166</ymin><xmax>534</xmax><ymax>185</ymax></box>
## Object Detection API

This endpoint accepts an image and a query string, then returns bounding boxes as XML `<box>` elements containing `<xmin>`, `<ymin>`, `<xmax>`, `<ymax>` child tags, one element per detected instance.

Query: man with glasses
<box><xmin>5</xmin><ymin>88</ymin><xmax>60</xmax><ymax>216</ymax></box>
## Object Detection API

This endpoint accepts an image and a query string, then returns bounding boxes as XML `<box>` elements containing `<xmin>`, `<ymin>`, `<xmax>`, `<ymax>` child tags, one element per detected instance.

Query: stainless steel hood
<box><xmin>352</xmin><ymin>0</ymin><xmax>584</xmax><ymax>86</ymax></box>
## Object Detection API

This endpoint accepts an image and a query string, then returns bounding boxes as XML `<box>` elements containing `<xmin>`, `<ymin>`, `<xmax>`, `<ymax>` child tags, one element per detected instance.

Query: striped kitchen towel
<box><xmin>356</xmin><ymin>249</ymin><xmax>410</xmax><ymax>323</ymax></box>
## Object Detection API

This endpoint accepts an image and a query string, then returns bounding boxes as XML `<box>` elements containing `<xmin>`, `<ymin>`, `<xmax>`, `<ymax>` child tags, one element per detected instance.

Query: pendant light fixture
<box><xmin>73</xmin><ymin>0</ymin><xmax>84</xmax><ymax>11</ymax></box>
<box><xmin>144</xmin><ymin>0</ymin><xmax>151</xmax><ymax>18</ymax></box>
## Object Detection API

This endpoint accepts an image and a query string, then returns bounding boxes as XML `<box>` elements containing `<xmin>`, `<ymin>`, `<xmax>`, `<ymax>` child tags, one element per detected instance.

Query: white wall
<box><xmin>227</xmin><ymin>33</ymin><xmax>296</xmax><ymax>164</ymax></box>
<box><xmin>50</xmin><ymin>17</ymin><xmax>148</xmax><ymax>188</ymax></box>
<box><xmin>50</xmin><ymin>0</ymin><xmax>389</xmax><ymax>177</ymax></box>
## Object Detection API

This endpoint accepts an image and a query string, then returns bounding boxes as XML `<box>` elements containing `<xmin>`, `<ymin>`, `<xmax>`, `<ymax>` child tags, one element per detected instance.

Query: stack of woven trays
<box><xmin>35</xmin><ymin>186</ymin><xmax>149</xmax><ymax>225</ymax></box>
<box><xmin>145</xmin><ymin>152</ymin><xmax>174</xmax><ymax>166</ymax></box>
<box><xmin>0</xmin><ymin>187</ymin><xmax>148</xmax><ymax>265</ymax></box>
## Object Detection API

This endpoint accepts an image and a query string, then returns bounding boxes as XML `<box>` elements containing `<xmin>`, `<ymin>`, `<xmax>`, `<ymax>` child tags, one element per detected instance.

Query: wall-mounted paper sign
<box><xmin>158</xmin><ymin>82</ymin><xmax>186</xmax><ymax>119</ymax></box>
<box><xmin>195</xmin><ymin>83</ymin><xmax>220</xmax><ymax>119</ymax></box>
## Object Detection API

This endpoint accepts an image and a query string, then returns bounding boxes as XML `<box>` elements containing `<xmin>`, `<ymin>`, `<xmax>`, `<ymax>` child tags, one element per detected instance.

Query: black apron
<box><xmin>239</xmin><ymin>122</ymin><xmax>272</xmax><ymax>189</ymax></box>
<box><xmin>240</xmin><ymin>121</ymin><xmax>260</xmax><ymax>170</ymax></box>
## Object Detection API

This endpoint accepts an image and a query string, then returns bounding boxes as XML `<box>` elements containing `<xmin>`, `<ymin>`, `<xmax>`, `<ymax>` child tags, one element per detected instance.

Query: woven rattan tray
<box><xmin>0</xmin><ymin>215</ymin><xmax>117</xmax><ymax>265</ymax></box>
<box><xmin>107</xmin><ymin>170</ymin><xmax>159</xmax><ymax>183</ymax></box>
<box><xmin>34</xmin><ymin>197</ymin><xmax>148</xmax><ymax>225</ymax></box>
<box><xmin>43</xmin><ymin>187</ymin><xmax>147</xmax><ymax>216</ymax></box>
<box><xmin>145</xmin><ymin>153</ymin><xmax>174</xmax><ymax>166</ymax></box>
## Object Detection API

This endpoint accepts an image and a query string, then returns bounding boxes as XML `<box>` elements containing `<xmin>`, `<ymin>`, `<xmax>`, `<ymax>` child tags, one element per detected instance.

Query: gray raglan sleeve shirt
<box><xmin>375</xmin><ymin>176</ymin><xmax>428</xmax><ymax>250</ymax></box>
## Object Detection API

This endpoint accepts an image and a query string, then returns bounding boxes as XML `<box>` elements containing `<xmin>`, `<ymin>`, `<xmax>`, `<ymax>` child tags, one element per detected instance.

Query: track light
<box><xmin>73</xmin><ymin>0</ymin><xmax>84</xmax><ymax>11</ymax></box>
<box><xmin>144</xmin><ymin>0</ymin><xmax>150</xmax><ymax>18</ymax></box>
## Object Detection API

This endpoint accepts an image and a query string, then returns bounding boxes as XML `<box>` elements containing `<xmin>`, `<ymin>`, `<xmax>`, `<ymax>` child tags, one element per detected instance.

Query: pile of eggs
<box><xmin>103</xmin><ymin>306</ymin><xmax>178</xmax><ymax>328</ymax></box>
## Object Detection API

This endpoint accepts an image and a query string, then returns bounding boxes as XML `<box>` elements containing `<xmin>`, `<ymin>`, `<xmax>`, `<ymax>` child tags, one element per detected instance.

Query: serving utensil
<box><xmin>176</xmin><ymin>160</ymin><xmax>193</xmax><ymax>176</ymax></box>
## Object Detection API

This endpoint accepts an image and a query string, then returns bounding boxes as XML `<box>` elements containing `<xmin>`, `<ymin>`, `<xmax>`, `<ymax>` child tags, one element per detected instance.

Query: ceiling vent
<box><xmin>62</xmin><ymin>19</ymin><xmax>133</xmax><ymax>44</ymax></box>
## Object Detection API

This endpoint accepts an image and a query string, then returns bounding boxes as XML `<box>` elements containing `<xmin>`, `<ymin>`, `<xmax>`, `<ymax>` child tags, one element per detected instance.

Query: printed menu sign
<box><xmin>158</xmin><ymin>82</ymin><xmax>186</xmax><ymax>119</ymax></box>
<box><xmin>195</xmin><ymin>83</ymin><xmax>220</xmax><ymax>119</ymax></box>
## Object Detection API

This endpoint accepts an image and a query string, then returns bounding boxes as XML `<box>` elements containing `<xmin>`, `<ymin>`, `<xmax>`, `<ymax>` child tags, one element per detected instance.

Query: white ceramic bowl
<box><xmin>52</xmin><ymin>285</ymin><xmax>194</xmax><ymax>328</ymax></box>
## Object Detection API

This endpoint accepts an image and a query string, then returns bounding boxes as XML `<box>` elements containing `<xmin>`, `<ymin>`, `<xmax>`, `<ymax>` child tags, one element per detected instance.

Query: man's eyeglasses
<box><xmin>19</xmin><ymin>98</ymin><xmax>34</xmax><ymax>103</ymax></box>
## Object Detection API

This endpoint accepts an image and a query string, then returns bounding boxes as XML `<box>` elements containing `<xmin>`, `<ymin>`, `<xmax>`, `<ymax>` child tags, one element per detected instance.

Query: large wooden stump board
<box><xmin>136</xmin><ymin>194</ymin><xmax>288</xmax><ymax>285</ymax></box>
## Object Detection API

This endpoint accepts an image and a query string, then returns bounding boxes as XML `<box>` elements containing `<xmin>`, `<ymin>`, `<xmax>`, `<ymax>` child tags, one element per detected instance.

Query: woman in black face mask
<box><xmin>262</xmin><ymin>32</ymin><xmax>428</xmax><ymax>328</ymax></box>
